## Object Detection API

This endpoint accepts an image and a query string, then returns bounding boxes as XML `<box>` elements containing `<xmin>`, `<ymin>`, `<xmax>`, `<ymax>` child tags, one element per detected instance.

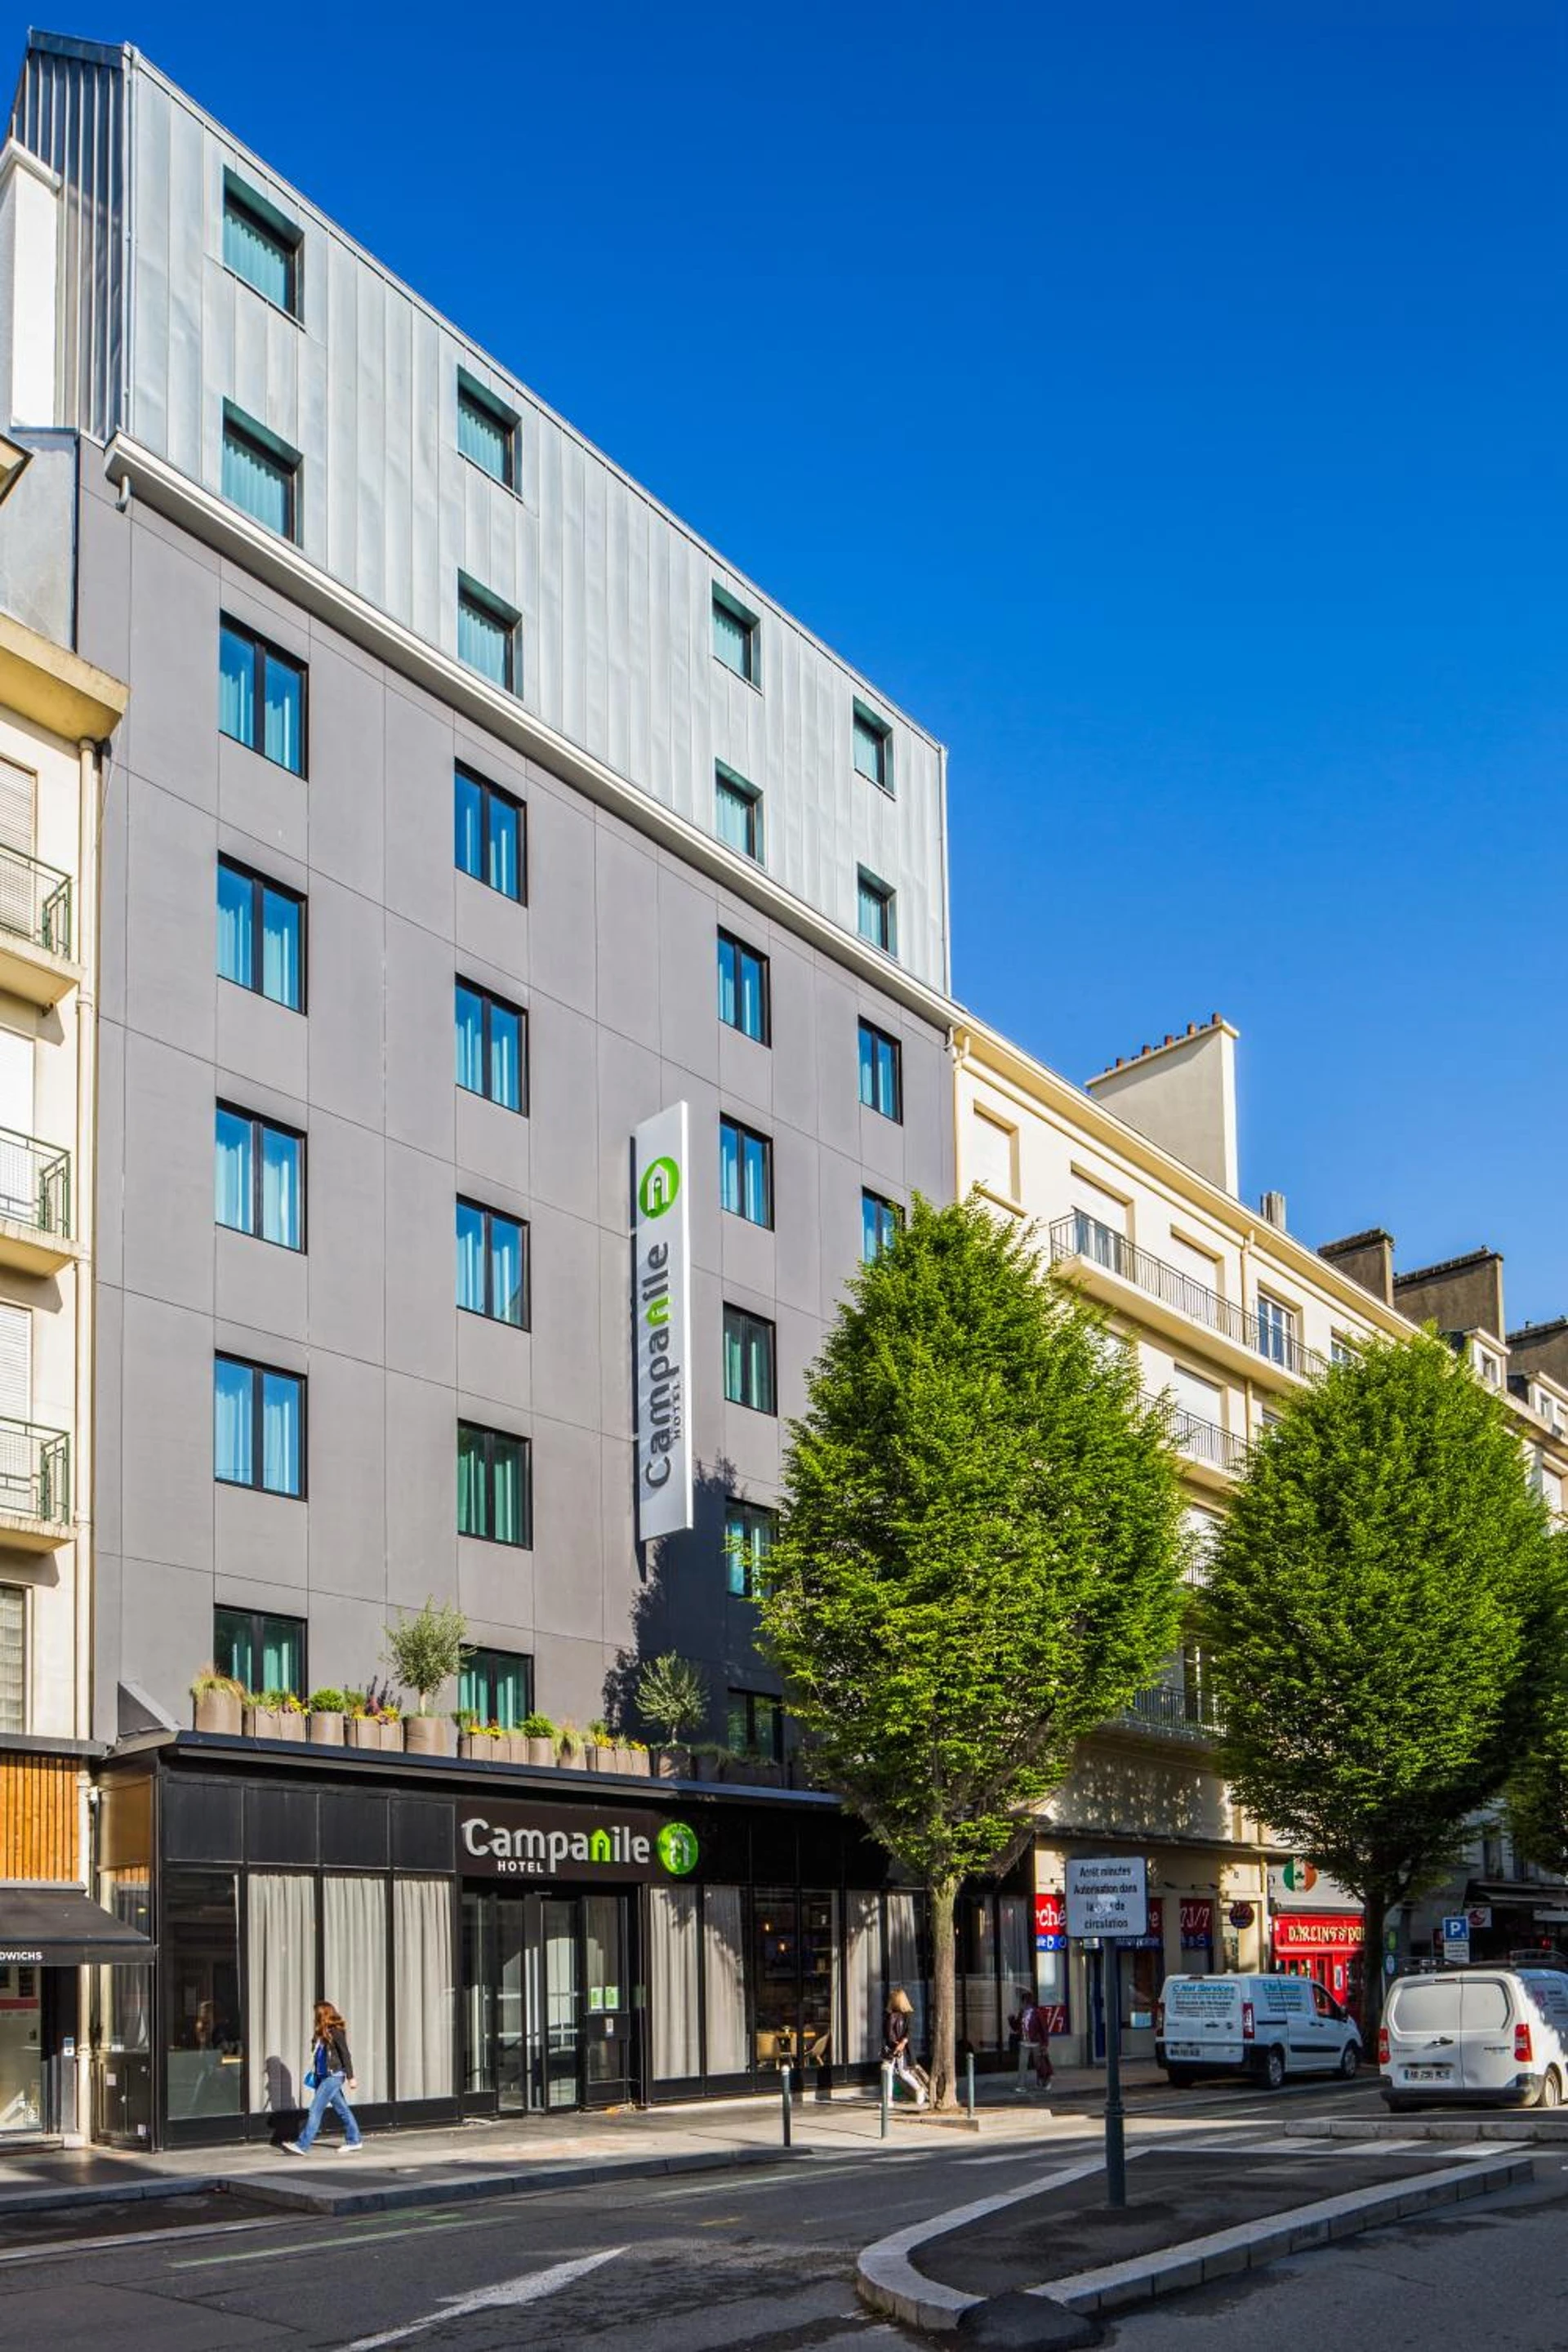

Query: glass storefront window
<box><xmin>844</xmin><ymin>1891</ymin><xmax>882</xmax><ymax>2064</ymax></box>
<box><xmin>648</xmin><ymin>1885</ymin><xmax>700</xmax><ymax>2082</ymax></box>
<box><xmin>0</xmin><ymin>1963</ymin><xmax>42</xmax><ymax>2134</ymax></box>
<box><xmin>703</xmin><ymin>1887</ymin><xmax>748</xmax><ymax>2077</ymax></box>
<box><xmin>323</xmin><ymin>1876</ymin><xmax>389</xmax><ymax>2104</ymax></box>
<box><xmin>394</xmin><ymin>1877</ymin><xmax>455</xmax><ymax>2099</ymax></box>
<box><xmin>165</xmin><ymin>1870</ymin><xmax>243</xmax><ymax>2120</ymax></box>
<box><xmin>248</xmin><ymin>1873</ymin><xmax>316</xmax><ymax>2114</ymax></box>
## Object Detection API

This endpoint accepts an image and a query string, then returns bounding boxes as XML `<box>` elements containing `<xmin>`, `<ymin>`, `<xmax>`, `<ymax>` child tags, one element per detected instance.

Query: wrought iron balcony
<box><xmin>1050</xmin><ymin>1213</ymin><xmax>1329</xmax><ymax>1382</ymax></box>
<box><xmin>0</xmin><ymin>843</ymin><xmax>76</xmax><ymax>1004</ymax></box>
<box><xmin>1146</xmin><ymin>1389</ymin><xmax>1250</xmax><ymax>1476</ymax></box>
<box><xmin>0</xmin><ymin>1419</ymin><xmax>71</xmax><ymax>1543</ymax></box>
<box><xmin>0</xmin><ymin>1127</ymin><xmax>70</xmax><ymax>1237</ymax></box>
<box><xmin>1120</xmin><ymin>1680</ymin><xmax>1223</xmax><ymax>1740</ymax></box>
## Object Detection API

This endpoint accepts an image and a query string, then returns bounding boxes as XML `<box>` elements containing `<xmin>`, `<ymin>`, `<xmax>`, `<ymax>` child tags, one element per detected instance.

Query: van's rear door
<box><xmin>1457</xmin><ymin>1976</ymin><xmax>1518</xmax><ymax>2095</ymax></box>
<box><xmin>1161</xmin><ymin>1976</ymin><xmax>1243</xmax><ymax>2064</ymax></box>
<box><xmin>1384</xmin><ymin>1975</ymin><xmax>1463</xmax><ymax>2090</ymax></box>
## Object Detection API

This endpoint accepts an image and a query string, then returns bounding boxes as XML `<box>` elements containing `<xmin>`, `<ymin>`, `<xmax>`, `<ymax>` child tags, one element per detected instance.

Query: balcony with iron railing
<box><xmin>1051</xmin><ymin>1213</ymin><xmax>1330</xmax><ymax>1386</ymax></box>
<box><xmin>0</xmin><ymin>1419</ymin><xmax>71</xmax><ymax>1548</ymax></box>
<box><xmin>1145</xmin><ymin>1388</ymin><xmax>1250</xmax><ymax>1481</ymax></box>
<box><xmin>0</xmin><ymin>1127</ymin><xmax>75</xmax><ymax>1275</ymax></box>
<box><xmin>0</xmin><ymin>843</ymin><xmax>78</xmax><ymax>1005</ymax></box>
<box><xmin>1119</xmin><ymin>1679</ymin><xmax>1224</xmax><ymax>1740</ymax></box>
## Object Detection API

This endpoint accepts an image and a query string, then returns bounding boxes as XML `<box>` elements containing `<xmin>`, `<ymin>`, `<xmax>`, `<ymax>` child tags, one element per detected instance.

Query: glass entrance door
<box><xmin>0</xmin><ymin>1964</ymin><xmax>42</xmax><ymax>2136</ymax></box>
<box><xmin>462</xmin><ymin>1886</ymin><xmax>635</xmax><ymax>2113</ymax></box>
<box><xmin>538</xmin><ymin>1898</ymin><xmax>580</xmax><ymax>2110</ymax></box>
<box><xmin>583</xmin><ymin>1894</ymin><xmax>631</xmax><ymax>2107</ymax></box>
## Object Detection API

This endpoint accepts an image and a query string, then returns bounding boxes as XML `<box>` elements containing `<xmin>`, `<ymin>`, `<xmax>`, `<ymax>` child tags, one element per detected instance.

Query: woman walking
<box><xmin>283</xmin><ymin>2000</ymin><xmax>363</xmax><ymax>2154</ymax></box>
<box><xmin>883</xmin><ymin>1987</ymin><xmax>928</xmax><ymax>2107</ymax></box>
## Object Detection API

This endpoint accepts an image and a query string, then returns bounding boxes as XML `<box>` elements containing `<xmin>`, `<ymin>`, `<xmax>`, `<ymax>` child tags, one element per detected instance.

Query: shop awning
<box><xmin>0</xmin><ymin>1886</ymin><xmax>154</xmax><ymax>1966</ymax></box>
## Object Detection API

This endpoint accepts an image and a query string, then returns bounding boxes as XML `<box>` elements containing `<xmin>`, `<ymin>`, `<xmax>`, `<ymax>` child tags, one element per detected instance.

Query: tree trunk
<box><xmin>929</xmin><ymin>1877</ymin><xmax>961</xmax><ymax>2109</ymax></box>
<box><xmin>1360</xmin><ymin>1888</ymin><xmax>1388</xmax><ymax>2042</ymax></box>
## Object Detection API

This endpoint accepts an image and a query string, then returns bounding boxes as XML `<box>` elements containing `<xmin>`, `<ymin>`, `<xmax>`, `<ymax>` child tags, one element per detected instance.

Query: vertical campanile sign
<box><xmin>632</xmin><ymin>1102</ymin><xmax>693</xmax><ymax>1541</ymax></box>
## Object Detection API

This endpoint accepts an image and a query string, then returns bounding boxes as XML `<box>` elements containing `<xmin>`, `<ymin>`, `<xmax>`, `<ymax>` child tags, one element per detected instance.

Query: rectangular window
<box><xmin>1330</xmin><ymin>1332</ymin><xmax>1357</xmax><ymax>1367</ymax></box>
<box><xmin>971</xmin><ymin>1108</ymin><xmax>1019</xmax><ymax>1203</ymax></box>
<box><xmin>853</xmin><ymin>702</ymin><xmax>893</xmax><ymax>793</ymax></box>
<box><xmin>457</xmin><ymin>577</ymin><xmax>519</xmax><ymax>693</ymax></box>
<box><xmin>858</xmin><ymin>1019</ymin><xmax>902</xmax><ymax>1120</ymax></box>
<box><xmin>214</xmin><ymin>1355</ymin><xmax>304</xmax><ymax>1497</ymax></box>
<box><xmin>1255</xmin><ymin>1292</ymin><xmax>1300</xmax><ymax>1370</ymax></box>
<box><xmin>214</xmin><ymin>1605</ymin><xmax>305</xmax><ymax>1697</ymax></box>
<box><xmin>216</xmin><ymin>856</ymin><xmax>304</xmax><ymax>1009</ymax></box>
<box><xmin>727</xmin><ymin>1687</ymin><xmax>785</xmax><ymax>1762</ymax></box>
<box><xmin>455</xmin><ymin>981</ymin><xmax>527</xmax><ymax>1112</ymax></box>
<box><xmin>221</xmin><ymin>405</ymin><xmax>298</xmax><ymax>541</ymax></box>
<box><xmin>715</xmin><ymin>764</ymin><xmax>763</xmax><ymax>861</ymax></box>
<box><xmin>456</xmin><ymin>1197</ymin><xmax>528</xmax><ymax>1326</ymax></box>
<box><xmin>0</xmin><ymin>1584</ymin><xmax>22</xmax><ymax>1732</ymax></box>
<box><xmin>457</xmin><ymin>1422</ymin><xmax>532</xmax><ymax>1546</ymax></box>
<box><xmin>862</xmin><ymin>1189</ymin><xmax>900</xmax><ymax>1262</ymax></box>
<box><xmin>458</xmin><ymin>1645</ymin><xmax>534</xmax><ymax>1727</ymax></box>
<box><xmin>222</xmin><ymin>174</ymin><xmax>300</xmax><ymax>315</ymax></box>
<box><xmin>717</xmin><ymin>929</ymin><xmax>770</xmax><ymax>1045</ymax></box>
<box><xmin>719</xmin><ymin>1116</ymin><xmax>773</xmax><ymax>1228</ymax></box>
<box><xmin>723</xmin><ymin>1305</ymin><xmax>777</xmax><ymax>1414</ymax></box>
<box><xmin>724</xmin><ymin>1500</ymin><xmax>776</xmax><ymax>1599</ymax></box>
<box><xmin>857</xmin><ymin>869</ymin><xmax>897</xmax><ymax>956</ymax></box>
<box><xmin>712</xmin><ymin>588</ymin><xmax>759</xmax><ymax>684</ymax></box>
<box><xmin>453</xmin><ymin>766</ymin><xmax>525</xmax><ymax>902</ymax></box>
<box><xmin>218</xmin><ymin>617</ymin><xmax>305</xmax><ymax>775</ymax></box>
<box><xmin>457</xmin><ymin>372</ymin><xmax>519</xmax><ymax>489</ymax></box>
<box><xmin>215</xmin><ymin>1106</ymin><xmax>304</xmax><ymax>1250</ymax></box>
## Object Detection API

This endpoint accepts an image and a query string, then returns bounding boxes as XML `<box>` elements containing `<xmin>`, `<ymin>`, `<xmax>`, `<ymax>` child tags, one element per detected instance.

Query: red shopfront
<box><xmin>1272</xmin><ymin>1912</ymin><xmax>1365</xmax><ymax>2020</ymax></box>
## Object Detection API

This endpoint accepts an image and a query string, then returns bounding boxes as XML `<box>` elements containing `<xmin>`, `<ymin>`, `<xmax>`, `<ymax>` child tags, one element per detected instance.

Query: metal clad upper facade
<box><xmin>11</xmin><ymin>35</ymin><xmax>951</xmax><ymax>990</ymax></box>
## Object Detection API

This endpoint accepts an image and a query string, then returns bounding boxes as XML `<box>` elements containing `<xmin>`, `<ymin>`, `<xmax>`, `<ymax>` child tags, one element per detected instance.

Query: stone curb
<box><xmin>1285</xmin><ymin>2114</ymin><xmax>1568</xmax><ymax>2142</ymax></box>
<box><xmin>0</xmin><ymin>2143</ymin><xmax>811</xmax><ymax>2225</ymax></box>
<box><xmin>855</xmin><ymin>2149</ymin><xmax>1530</xmax><ymax>2334</ymax></box>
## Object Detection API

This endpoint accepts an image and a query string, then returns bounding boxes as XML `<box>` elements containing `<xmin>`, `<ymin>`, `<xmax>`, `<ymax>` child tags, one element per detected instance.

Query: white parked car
<box><xmin>1156</xmin><ymin>1972</ymin><xmax>1362</xmax><ymax>2090</ymax></box>
<box><xmin>1380</xmin><ymin>1967</ymin><xmax>1568</xmax><ymax>2110</ymax></box>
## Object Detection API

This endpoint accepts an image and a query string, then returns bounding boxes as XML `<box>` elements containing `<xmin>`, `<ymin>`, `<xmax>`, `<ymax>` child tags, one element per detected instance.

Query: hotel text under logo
<box><xmin>632</xmin><ymin>1102</ymin><xmax>693</xmax><ymax>1542</ymax></box>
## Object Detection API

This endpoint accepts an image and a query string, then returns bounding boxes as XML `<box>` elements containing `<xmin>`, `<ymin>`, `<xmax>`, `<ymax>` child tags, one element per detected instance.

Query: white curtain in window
<box><xmin>247</xmin><ymin>1873</ymin><xmax>315</xmax><ymax>2112</ymax></box>
<box><xmin>323</xmin><ymin>1876</ymin><xmax>389</xmax><ymax>2104</ymax></box>
<box><xmin>844</xmin><ymin>1892</ymin><xmax>882</xmax><ymax>2064</ymax></box>
<box><xmin>887</xmin><ymin>1892</ymin><xmax>928</xmax><ymax>2057</ymax></box>
<box><xmin>394</xmin><ymin>1877</ymin><xmax>455</xmax><ymax>2099</ymax></box>
<box><xmin>702</xmin><ymin>1886</ymin><xmax>748</xmax><ymax>2076</ymax></box>
<box><xmin>648</xmin><ymin>1885</ymin><xmax>700</xmax><ymax>2081</ymax></box>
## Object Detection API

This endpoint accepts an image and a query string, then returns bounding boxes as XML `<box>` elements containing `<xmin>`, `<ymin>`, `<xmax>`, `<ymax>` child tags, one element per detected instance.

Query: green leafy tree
<box><xmin>1507</xmin><ymin>1535</ymin><xmax>1568</xmax><ymax>1876</ymax></box>
<box><xmin>635</xmin><ymin>1653</ymin><xmax>710</xmax><ymax>1747</ymax></box>
<box><xmin>758</xmin><ymin>1194</ymin><xmax>1187</xmax><ymax>2107</ymax></box>
<box><xmin>383</xmin><ymin>1597</ymin><xmax>468</xmax><ymax>1716</ymax></box>
<box><xmin>1200</xmin><ymin>1332</ymin><xmax>1553</xmax><ymax>2030</ymax></box>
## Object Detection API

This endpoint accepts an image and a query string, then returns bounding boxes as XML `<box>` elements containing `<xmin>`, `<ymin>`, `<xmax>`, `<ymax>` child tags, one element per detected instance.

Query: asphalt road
<box><xmin>0</xmin><ymin>2079</ymin><xmax>1543</xmax><ymax>2350</ymax></box>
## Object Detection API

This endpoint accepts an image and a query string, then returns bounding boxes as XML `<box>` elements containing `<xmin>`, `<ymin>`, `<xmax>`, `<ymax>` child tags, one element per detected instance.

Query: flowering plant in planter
<box><xmin>191</xmin><ymin>1667</ymin><xmax>245</xmax><ymax>1735</ymax></box>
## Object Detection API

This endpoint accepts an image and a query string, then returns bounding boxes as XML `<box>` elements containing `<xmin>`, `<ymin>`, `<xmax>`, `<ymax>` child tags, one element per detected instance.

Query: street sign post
<box><xmin>1441</xmin><ymin>1914</ymin><xmax>1471</xmax><ymax>1967</ymax></box>
<box><xmin>1066</xmin><ymin>1857</ymin><xmax>1149</xmax><ymax>2207</ymax></box>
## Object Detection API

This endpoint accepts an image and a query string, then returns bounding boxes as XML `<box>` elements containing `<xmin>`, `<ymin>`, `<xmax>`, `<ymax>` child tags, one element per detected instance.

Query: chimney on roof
<box><xmin>1086</xmin><ymin>1016</ymin><xmax>1240</xmax><ymax>1196</ymax></box>
<box><xmin>1259</xmin><ymin>1191</ymin><xmax>1287</xmax><ymax>1231</ymax></box>
<box><xmin>1318</xmin><ymin>1230</ymin><xmax>1396</xmax><ymax>1308</ymax></box>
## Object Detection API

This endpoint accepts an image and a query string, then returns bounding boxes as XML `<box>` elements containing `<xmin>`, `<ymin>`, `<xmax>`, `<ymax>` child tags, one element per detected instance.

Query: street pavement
<box><xmin>0</xmin><ymin>2078</ymin><xmax>1559</xmax><ymax>2349</ymax></box>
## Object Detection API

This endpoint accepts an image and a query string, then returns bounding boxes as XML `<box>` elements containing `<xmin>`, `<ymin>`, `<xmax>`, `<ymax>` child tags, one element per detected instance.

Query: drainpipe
<box><xmin>73</xmin><ymin>736</ymin><xmax>100</xmax><ymax>1746</ymax></box>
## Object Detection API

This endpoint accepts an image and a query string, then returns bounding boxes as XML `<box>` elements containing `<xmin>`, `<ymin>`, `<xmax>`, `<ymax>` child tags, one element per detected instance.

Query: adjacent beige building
<box><xmin>953</xmin><ymin>1013</ymin><xmax>1568</xmax><ymax>2062</ymax></box>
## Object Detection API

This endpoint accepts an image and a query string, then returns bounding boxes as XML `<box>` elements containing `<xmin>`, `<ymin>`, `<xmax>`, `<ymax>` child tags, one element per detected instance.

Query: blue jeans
<box><xmin>296</xmin><ymin>2068</ymin><xmax>362</xmax><ymax>2148</ymax></box>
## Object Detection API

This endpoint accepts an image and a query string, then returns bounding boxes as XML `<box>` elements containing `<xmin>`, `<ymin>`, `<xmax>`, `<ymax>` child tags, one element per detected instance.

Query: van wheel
<box><xmin>1538</xmin><ymin>2069</ymin><xmax>1562</xmax><ymax>2110</ymax></box>
<box><xmin>1259</xmin><ymin>2047</ymin><xmax>1286</xmax><ymax>2091</ymax></box>
<box><xmin>1165</xmin><ymin>2069</ymin><xmax>1196</xmax><ymax>2088</ymax></box>
<box><xmin>1338</xmin><ymin>2043</ymin><xmax>1360</xmax><ymax>2080</ymax></box>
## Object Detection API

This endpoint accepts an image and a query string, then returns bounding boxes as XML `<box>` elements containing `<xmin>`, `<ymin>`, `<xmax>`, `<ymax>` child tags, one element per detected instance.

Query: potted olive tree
<box><xmin>383</xmin><ymin>1598</ymin><xmax>467</xmax><ymax>1757</ymax></box>
<box><xmin>635</xmin><ymin>1653</ymin><xmax>709</xmax><ymax>1779</ymax></box>
<box><xmin>191</xmin><ymin>1667</ymin><xmax>245</xmax><ymax>1737</ymax></box>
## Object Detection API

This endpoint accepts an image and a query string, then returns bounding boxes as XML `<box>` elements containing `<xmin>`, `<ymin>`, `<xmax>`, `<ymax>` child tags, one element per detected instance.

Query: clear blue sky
<box><xmin>16</xmin><ymin>4</ymin><xmax>1566</xmax><ymax>1321</ymax></box>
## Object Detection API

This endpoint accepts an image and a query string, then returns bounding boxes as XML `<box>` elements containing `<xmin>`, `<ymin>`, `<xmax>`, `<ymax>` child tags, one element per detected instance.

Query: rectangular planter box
<box><xmin>346</xmin><ymin>1718</ymin><xmax>383</xmax><ymax>1751</ymax></box>
<box><xmin>309</xmin><ymin>1712</ymin><xmax>345</xmax><ymax>1746</ymax></box>
<box><xmin>403</xmin><ymin>1717</ymin><xmax>455</xmax><ymax>1758</ymax></box>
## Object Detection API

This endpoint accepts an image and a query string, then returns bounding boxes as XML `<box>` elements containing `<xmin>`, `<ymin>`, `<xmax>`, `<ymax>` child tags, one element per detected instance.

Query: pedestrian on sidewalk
<box><xmin>883</xmin><ymin>1988</ymin><xmax>928</xmax><ymax>2107</ymax></box>
<box><xmin>1009</xmin><ymin>1987</ymin><xmax>1040</xmax><ymax>2093</ymax></box>
<box><xmin>283</xmin><ymin>2000</ymin><xmax>363</xmax><ymax>2155</ymax></box>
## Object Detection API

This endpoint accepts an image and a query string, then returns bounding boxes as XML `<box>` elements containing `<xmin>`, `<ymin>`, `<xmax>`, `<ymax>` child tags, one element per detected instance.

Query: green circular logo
<box><xmin>657</xmin><ymin>1820</ymin><xmax>699</xmax><ymax>1878</ymax></box>
<box><xmin>639</xmin><ymin>1157</ymin><xmax>681</xmax><ymax>1219</ymax></box>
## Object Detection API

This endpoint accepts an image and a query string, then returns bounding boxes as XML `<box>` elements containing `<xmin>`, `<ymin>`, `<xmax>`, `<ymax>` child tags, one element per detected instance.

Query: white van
<box><xmin>1156</xmin><ymin>1973</ymin><xmax>1362</xmax><ymax>2090</ymax></box>
<box><xmin>1381</xmin><ymin>1968</ymin><xmax>1568</xmax><ymax>2110</ymax></box>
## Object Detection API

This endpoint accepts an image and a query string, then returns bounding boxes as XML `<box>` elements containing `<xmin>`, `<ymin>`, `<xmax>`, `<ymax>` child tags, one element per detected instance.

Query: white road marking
<box><xmin>336</xmin><ymin>2246</ymin><xmax>626</xmax><ymax>2350</ymax></box>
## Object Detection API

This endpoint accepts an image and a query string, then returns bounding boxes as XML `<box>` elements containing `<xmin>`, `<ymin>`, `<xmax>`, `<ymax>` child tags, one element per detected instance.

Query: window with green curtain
<box><xmin>457</xmin><ymin>376</ymin><xmax>517</xmax><ymax>488</ymax></box>
<box><xmin>215</xmin><ymin>1107</ymin><xmax>301</xmax><ymax>1250</ymax></box>
<box><xmin>456</xmin><ymin>982</ymin><xmax>526</xmax><ymax>1111</ymax></box>
<box><xmin>457</xmin><ymin>1423</ymin><xmax>531</xmax><ymax>1547</ymax></box>
<box><xmin>216</xmin><ymin>859</ymin><xmax>304</xmax><ymax>1009</ymax></box>
<box><xmin>458</xmin><ymin>1646</ymin><xmax>533</xmax><ymax>1727</ymax></box>
<box><xmin>724</xmin><ymin>1501</ymin><xmax>776</xmax><ymax>1599</ymax></box>
<box><xmin>858</xmin><ymin>1021</ymin><xmax>902</xmax><ymax>1120</ymax></box>
<box><xmin>222</xmin><ymin>180</ymin><xmax>298</xmax><ymax>314</ymax></box>
<box><xmin>218</xmin><ymin>619</ymin><xmax>305</xmax><ymax>775</ymax></box>
<box><xmin>712</xmin><ymin>590</ymin><xmax>757</xmax><ymax>683</ymax></box>
<box><xmin>214</xmin><ymin>1605</ymin><xmax>305</xmax><ymax>1696</ymax></box>
<box><xmin>221</xmin><ymin>411</ymin><xmax>296</xmax><ymax>541</ymax></box>
<box><xmin>861</xmin><ymin>1190</ymin><xmax>900</xmax><ymax>1263</ymax></box>
<box><xmin>456</xmin><ymin>1198</ymin><xmax>528</xmax><ymax>1326</ymax></box>
<box><xmin>722</xmin><ymin>1307</ymin><xmax>776</xmax><ymax>1414</ymax></box>
<box><xmin>458</xmin><ymin>581</ymin><xmax>518</xmax><ymax>692</ymax></box>
<box><xmin>716</xmin><ymin>930</ymin><xmax>769</xmax><ymax>1045</ymax></box>
<box><xmin>715</xmin><ymin>768</ymin><xmax>762</xmax><ymax>860</ymax></box>
<box><xmin>853</xmin><ymin>706</ymin><xmax>891</xmax><ymax>791</ymax></box>
<box><xmin>719</xmin><ymin>1118</ymin><xmax>772</xmax><ymax>1227</ymax></box>
<box><xmin>857</xmin><ymin>871</ymin><xmax>896</xmax><ymax>956</ymax></box>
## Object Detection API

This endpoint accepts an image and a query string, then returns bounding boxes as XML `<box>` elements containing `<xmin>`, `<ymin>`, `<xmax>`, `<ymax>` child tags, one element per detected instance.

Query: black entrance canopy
<box><xmin>0</xmin><ymin>1886</ymin><xmax>154</xmax><ymax>1966</ymax></box>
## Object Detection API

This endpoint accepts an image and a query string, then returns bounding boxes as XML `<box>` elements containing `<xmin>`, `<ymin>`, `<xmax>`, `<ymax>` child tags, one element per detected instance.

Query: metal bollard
<box><xmin>966</xmin><ymin>2051</ymin><xmax>975</xmax><ymax>2119</ymax></box>
<box><xmin>780</xmin><ymin>2063</ymin><xmax>792</xmax><ymax>2146</ymax></box>
<box><xmin>880</xmin><ymin>2060</ymin><xmax>892</xmax><ymax>2138</ymax></box>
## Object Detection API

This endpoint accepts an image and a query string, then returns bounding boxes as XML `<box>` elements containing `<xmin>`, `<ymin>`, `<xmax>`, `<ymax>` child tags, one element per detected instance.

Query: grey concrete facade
<box><xmin>73</xmin><ymin>452</ymin><xmax>953</xmax><ymax>1746</ymax></box>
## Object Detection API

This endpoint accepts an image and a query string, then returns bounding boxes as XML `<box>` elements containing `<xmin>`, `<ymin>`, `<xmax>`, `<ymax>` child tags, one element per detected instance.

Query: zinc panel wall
<box><xmin>68</xmin><ymin>55</ymin><xmax>950</xmax><ymax>988</ymax></box>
